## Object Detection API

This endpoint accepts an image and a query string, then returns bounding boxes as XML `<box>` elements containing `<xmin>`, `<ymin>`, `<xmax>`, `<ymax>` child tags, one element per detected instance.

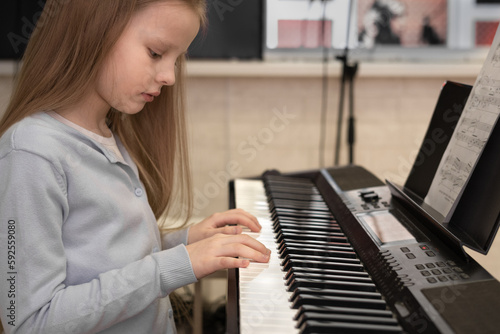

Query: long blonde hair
<box><xmin>0</xmin><ymin>0</ymin><xmax>207</xmax><ymax>229</ymax></box>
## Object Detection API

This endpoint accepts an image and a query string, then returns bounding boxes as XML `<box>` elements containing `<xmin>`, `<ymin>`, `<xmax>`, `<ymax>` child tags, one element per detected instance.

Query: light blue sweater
<box><xmin>0</xmin><ymin>112</ymin><xmax>198</xmax><ymax>333</ymax></box>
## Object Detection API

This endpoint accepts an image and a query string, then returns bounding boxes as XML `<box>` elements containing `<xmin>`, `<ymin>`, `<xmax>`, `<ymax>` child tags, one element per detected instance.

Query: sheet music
<box><xmin>424</xmin><ymin>26</ymin><xmax>500</xmax><ymax>218</ymax></box>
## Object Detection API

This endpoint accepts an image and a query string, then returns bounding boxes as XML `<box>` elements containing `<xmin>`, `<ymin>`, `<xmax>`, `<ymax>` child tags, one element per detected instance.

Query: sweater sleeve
<box><xmin>0</xmin><ymin>150</ymin><xmax>197</xmax><ymax>334</ymax></box>
<box><xmin>161</xmin><ymin>226</ymin><xmax>191</xmax><ymax>249</ymax></box>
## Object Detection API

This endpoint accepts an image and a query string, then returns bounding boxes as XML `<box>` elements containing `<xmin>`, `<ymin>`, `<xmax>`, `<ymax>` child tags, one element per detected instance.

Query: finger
<box><xmin>212</xmin><ymin>209</ymin><xmax>261</xmax><ymax>232</ymax></box>
<box><xmin>218</xmin><ymin>225</ymin><xmax>243</xmax><ymax>235</ymax></box>
<box><xmin>215</xmin><ymin>234</ymin><xmax>271</xmax><ymax>257</ymax></box>
<box><xmin>223</xmin><ymin>243</ymin><xmax>271</xmax><ymax>263</ymax></box>
<box><xmin>219</xmin><ymin>257</ymin><xmax>250</xmax><ymax>269</ymax></box>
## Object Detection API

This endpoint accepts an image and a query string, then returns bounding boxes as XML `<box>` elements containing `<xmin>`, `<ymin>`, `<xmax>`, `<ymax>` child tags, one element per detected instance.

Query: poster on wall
<box><xmin>357</xmin><ymin>0</ymin><xmax>447</xmax><ymax>48</ymax></box>
<box><xmin>265</xmin><ymin>0</ymin><xmax>355</xmax><ymax>50</ymax></box>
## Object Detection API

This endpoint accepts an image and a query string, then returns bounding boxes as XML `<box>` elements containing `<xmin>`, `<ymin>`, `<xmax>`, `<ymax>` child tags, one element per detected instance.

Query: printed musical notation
<box><xmin>424</xmin><ymin>28</ymin><xmax>500</xmax><ymax>218</ymax></box>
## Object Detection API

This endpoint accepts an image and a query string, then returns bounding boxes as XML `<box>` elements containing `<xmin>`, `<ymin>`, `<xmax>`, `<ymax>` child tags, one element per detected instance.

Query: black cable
<box><xmin>318</xmin><ymin>0</ymin><xmax>329</xmax><ymax>167</ymax></box>
<box><xmin>334</xmin><ymin>0</ymin><xmax>355</xmax><ymax>166</ymax></box>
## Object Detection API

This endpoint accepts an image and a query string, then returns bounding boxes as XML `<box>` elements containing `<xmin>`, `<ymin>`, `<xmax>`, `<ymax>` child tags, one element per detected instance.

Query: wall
<box><xmin>184</xmin><ymin>61</ymin><xmax>477</xmax><ymax>219</ymax></box>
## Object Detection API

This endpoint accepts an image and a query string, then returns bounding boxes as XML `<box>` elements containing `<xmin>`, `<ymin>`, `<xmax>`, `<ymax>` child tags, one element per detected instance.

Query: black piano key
<box><xmin>277</xmin><ymin>232</ymin><xmax>347</xmax><ymax>246</ymax></box>
<box><xmin>296</xmin><ymin>311</ymin><xmax>401</xmax><ymax>328</ymax></box>
<box><xmin>278</xmin><ymin>232</ymin><xmax>348</xmax><ymax>243</ymax></box>
<box><xmin>281</xmin><ymin>253</ymin><xmax>361</xmax><ymax>266</ymax></box>
<box><xmin>266</xmin><ymin>191</ymin><xmax>325</xmax><ymax>202</ymax></box>
<box><xmin>276</xmin><ymin>220</ymin><xmax>340</xmax><ymax>229</ymax></box>
<box><xmin>265</xmin><ymin>183</ymin><xmax>319</xmax><ymax>192</ymax></box>
<box><xmin>277</xmin><ymin>227</ymin><xmax>344</xmax><ymax>237</ymax></box>
<box><xmin>290</xmin><ymin>287</ymin><xmax>383</xmax><ymax>301</ymax></box>
<box><xmin>265</xmin><ymin>177</ymin><xmax>317</xmax><ymax>188</ymax></box>
<box><xmin>295</xmin><ymin>304</ymin><xmax>396</xmax><ymax>320</ymax></box>
<box><xmin>272</xmin><ymin>208</ymin><xmax>334</xmax><ymax>219</ymax></box>
<box><xmin>265</xmin><ymin>176</ymin><xmax>316</xmax><ymax>185</ymax></box>
<box><xmin>274</xmin><ymin>217</ymin><xmax>338</xmax><ymax>225</ymax></box>
<box><xmin>286</xmin><ymin>272</ymin><xmax>375</xmax><ymax>287</ymax></box>
<box><xmin>278</xmin><ymin>241</ymin><xmax>353</xmax><ymax>257</ymax></box>
<box><xmin>270</xmin><ymin>199</ymin><xmax>330</xmax><ymax>211</ymax></box>
<box><xmin>291</xmin><ymin>293</ymin><xmax>388</xmax><ymax>310</ymax></box>
<box><xmin>280</xmin><ymin>246</ymin><xmax>357</xmax><ymax>259</ymax></box>
<box><xmin>279</xmin><ymin>241</ymin><xmax>354</xmax><ymax>253</ymax></box>
<box><xmin>299</xmin><ymin>319</ymin><xmax>404</xmax><ymax>334</ymax></box>
<box><xmin>273</xmin><ymin>220</ymin><xmax>339</xmax><ymax>232</ymax></box>
<box><xmin>282</xmin><ymin>258</ymin><xmax>365</xmax><ymax>272</ymax></box>
<box><xmin>285</xmin><ymin>266</ymin><xmax>370</xmax><ymax>281</ymax></box>
<box><xmin>288</xmin><ymin>278</ymin><xmax>377</xmax><ymax>292</ymax></box>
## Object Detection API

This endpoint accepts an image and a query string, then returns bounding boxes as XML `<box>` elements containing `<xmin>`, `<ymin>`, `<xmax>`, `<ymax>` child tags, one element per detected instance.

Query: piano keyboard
<box><xmin>234</xmin><ymin>176</ymin><xmax>403</xmax><ymax>334</ymax></box>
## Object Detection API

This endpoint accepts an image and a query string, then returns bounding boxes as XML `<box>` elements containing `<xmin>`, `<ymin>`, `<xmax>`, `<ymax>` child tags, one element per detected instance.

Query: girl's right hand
<box><xmin>185</xmin><ymin>233</ymin><xmax>271</xmax><ymax>279</ymax></box>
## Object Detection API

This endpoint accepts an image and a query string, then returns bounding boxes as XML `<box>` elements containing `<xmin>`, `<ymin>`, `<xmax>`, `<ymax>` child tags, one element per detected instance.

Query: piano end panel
<box><xmin>227</xmin><ymin>180</ymin><xmax>240</xmax><ymax>333</ymax></box>
<box><xmin>226</xmin><ymin>268</ymin><xmax>240</xmax><ymax>334</ymax></box>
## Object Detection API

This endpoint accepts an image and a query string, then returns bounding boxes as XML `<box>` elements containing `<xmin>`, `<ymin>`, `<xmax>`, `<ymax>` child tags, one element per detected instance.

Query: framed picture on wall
<box><xmin>356</xmin><ymin>0</ymin><xmax>447</xmax><ymax>48</ymax></box>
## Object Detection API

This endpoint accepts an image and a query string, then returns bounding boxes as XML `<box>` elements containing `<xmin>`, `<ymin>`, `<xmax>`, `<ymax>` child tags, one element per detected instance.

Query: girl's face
<box><xmin>95</xmin><ymin>1</ymin><xmax>200</xmax><ymax>115</ymax></box>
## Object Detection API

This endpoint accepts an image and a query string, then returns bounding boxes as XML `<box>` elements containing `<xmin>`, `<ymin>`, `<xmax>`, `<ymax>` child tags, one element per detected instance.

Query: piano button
<box><xmin>415</xmin><ymin>264</ymin><xmax>425</xmax><ymax>270</ymax></box>
<box><xmin>437</xmin><ymin>275</ymin><xmax>448</xmax><ymax>282</ymax></box>
<box><xmin>420</xmin><ymin>270</ymin><xmax>431</xmax><ymax>277</ymax></box>
<box><xmin>427</xmin><ymin>277</ymin><xmax>438</xmax><ymax>284</ymax></box>
<box><xmin>431</xmin><ymin>269</ymin><xmax>442</xmax><ymax>275</ymax></box>
<box><xmin>442</xmin><ymin>268</ymin><xmax>453</xmax><ymax>274</ymax></box>
<box><xmin>425</xmin><ymin>250</ymin><xmax>436</xmax><ymax>257</ymax></box>
<box><xmin>400</xmin><ymin>247</ymin><xmax>410</xmax><ymax>253</ymax></box>
<box><xmin>405</xmin><ymin>253</ymin><xmax>416</xmax><ymax>259</ymax></box>
<box><xmin>425</xmin><ymin>263</ymin><xmax>436</xmax><ymax>269</ymax></box>
<box><xmin>460</xmin><ymin>273</ymin><xmax>470</xmax><ymax>279</ymax></box>
<box><xmin>435</xmin><ymin>261</ymin><xmax>446</xmax><ymax>267</ymax></box>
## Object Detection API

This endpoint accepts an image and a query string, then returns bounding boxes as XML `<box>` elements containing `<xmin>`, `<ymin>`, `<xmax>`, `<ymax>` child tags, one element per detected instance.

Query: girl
<box><xmin>0</xmin><ymin>0</ymin><xmax>270</xmax><ymax>333</ymax></box>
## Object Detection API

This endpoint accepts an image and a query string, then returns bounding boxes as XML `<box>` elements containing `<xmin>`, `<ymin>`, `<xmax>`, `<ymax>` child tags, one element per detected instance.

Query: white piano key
<box><xmin>235</xmin><ymin>179</ymin><xmax>299</xmax><ymax>334</ymax></box>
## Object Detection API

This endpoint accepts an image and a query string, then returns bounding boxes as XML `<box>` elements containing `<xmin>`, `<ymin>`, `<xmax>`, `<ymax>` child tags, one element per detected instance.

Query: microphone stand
<box><xmin>334</xmin><ymin>0</ymin><xmax>358</xmax><ymax>166</ymax></box>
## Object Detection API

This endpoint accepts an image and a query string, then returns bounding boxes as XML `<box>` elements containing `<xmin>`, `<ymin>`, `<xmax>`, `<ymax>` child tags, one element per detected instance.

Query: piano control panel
<box><xmin>324</xmin><ymin>169</ymin><xmax>492</xmax><ymax>289</ymax></box>
<box><xmin>340</xmin><ymin>186</ymin><xmax>392</xmax><ymax>214</ymax></box>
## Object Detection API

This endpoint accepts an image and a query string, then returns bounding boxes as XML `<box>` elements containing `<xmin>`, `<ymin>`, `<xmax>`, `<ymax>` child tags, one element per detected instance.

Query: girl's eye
<box><xmin>149</xmin><ymin>49</ymin><xmax>161</xmax><ymax>59</ymax></box>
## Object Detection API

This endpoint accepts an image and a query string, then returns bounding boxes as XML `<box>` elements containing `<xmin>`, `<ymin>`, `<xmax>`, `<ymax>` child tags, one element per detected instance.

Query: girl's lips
<box><xmin>142</xmin><ymin>93</ymin><xmax>154</xmax><ymax>102</ymax></box>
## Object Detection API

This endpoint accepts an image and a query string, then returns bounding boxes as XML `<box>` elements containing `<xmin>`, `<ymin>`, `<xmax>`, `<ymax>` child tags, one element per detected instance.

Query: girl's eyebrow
<box><xmin>152</xmin><ymin>38</ymin><xmax>188</xmax><ymax>56</ymax></box>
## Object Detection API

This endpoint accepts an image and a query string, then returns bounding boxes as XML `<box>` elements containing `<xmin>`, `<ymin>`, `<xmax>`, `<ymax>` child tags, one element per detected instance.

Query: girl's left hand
<box><xmin>187</xmin><ymin>208</ymin><xmax>262</xmax><ymax>244</ymax></box>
